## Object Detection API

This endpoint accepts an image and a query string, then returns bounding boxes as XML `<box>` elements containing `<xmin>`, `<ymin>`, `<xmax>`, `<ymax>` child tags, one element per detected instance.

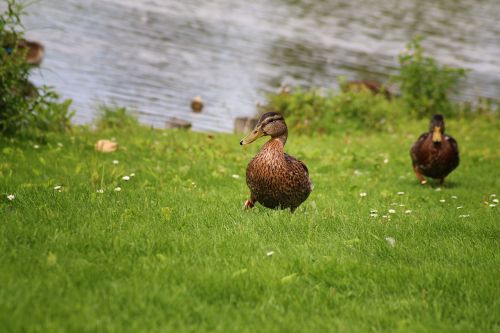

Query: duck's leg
<box><xmin>243</xmin><ymin>196</ymin><xmax>256</xmax><ymax>210</ymax></box>
<box><xmin>413</xmin><ymin>165</ymin><xmax>427</xmax><ymax>185</ymax></box>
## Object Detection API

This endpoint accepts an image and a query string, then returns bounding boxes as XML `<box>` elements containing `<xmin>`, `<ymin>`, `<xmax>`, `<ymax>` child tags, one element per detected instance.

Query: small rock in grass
<box><xmin>95</xmin><ymin>139</ymin><xmax>118</xmax><ymax>153</ymax></box>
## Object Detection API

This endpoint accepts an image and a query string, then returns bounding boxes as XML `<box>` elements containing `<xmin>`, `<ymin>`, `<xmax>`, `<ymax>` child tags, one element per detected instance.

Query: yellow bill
<box><xmin>432</xmin><ymin>126</ymin><xmax>442</xmax><ymax>142</ymax></box>
<box><xmin>240</xmin><ymin>129</ymin><xmax>265</xmax><ymax>145</ymax></box>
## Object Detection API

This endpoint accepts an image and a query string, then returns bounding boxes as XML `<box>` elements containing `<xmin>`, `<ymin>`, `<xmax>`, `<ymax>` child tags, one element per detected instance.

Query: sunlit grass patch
<box><xmin>0</xmin><ymin>118</ymin><xmax>498</xmax><ymax>332</ymax></box>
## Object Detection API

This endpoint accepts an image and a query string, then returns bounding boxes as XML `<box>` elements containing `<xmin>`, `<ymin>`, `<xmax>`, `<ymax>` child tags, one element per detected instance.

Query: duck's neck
<box><xmin>274</xmin><ymin>132</ymin><xmax>287</xmax><ymax>146</ymax></box>
<box><xmin>261</xmin><ymin>137</ymin><xmax>285</xmax><ymax>155</ymax></box>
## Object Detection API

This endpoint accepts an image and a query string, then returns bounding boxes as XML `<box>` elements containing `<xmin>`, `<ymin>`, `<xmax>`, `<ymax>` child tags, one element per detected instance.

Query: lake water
<box><xmin>18</xmin><ymin>0</ymin><xmax>500</xmax><ymax>132</ymax></box>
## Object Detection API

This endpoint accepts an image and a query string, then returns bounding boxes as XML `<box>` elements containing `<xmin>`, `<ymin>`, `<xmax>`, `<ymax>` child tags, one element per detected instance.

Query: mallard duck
<box><xmin>240</xmin><ymin>112</ymin><xmax>312</xmax><ymax>211</ymax></box>
<box><xmin>342</xmin><ymin>79</ymin><xmax>392</xmax><ymax>100</ymax></box>
<box><xmin>2</xmin><ymin>33</ymin><xmax>44</xmax><ymax>66</ymax></box>
<box><xmin>410</xmin><ymin>114</ymin><xmax>459</xmax><ymax>185</ymax></box>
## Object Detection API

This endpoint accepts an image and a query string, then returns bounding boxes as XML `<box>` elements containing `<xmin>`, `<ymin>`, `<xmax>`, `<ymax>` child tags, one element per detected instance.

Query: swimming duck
<box><xmin>240</xmin><ymin>112</ymin><xmax>312</xmax><ymax>211</ymax></box>
<box><xmin>410</xmin><ymin>114</ymin><xmax>459</xmax><ymax>185</ymax></box>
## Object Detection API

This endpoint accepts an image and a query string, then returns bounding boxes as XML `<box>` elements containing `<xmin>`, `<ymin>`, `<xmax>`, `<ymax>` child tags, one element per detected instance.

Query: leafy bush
<box><xmin>261</xmin><ymin>88</ymin><xmax>401</xmax><ymax>135</ymax></box>
<box><xmin>94</xmin><ymin>104</ymin><xmax>139</xmax><ymax>131</ymax></box>
<box><xmin>0</xmin><ymin>0</ymin><xmax>73</xmax><ymax>136</ymax></box>
<box><xmin>394</xmin><ymin>36</ymin><xmax>466</xmax><ymax>118</ymax></box>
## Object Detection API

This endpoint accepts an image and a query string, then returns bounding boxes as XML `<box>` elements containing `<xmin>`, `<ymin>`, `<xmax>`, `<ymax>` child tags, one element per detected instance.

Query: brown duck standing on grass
<box><xmin>410</xmin><ymin>114</ymin><xmax>459</xmax><ymax>185</ymax></box>
<box><xmin>240</xmin><ymin>112</ymin><xmax>312</xmax><ymax>212</ymax></box>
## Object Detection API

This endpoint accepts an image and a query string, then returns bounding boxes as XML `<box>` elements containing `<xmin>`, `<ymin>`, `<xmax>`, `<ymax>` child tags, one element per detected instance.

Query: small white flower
<box><xmin>397</xmin><ymin>191</ymin><xmax>405</xmax><ymax>195</ymax></box>
<box><xmin>122</xmin><ymin>176</ymin><xmax>130</xmax><ymax>181</ymax></box>
<box><xmin>435</xmin><ymin>187</ymin><xmax>442</xmax><ymax>192</ymax></box>
<box><xmin>388</xmin><ymin>209</ymin><xmax>396</xmax><ymax>214</ymax></box>
<box><xmin>459</xmin><ymin>214</ymin><xmax>470</xmax><ymax>218</ymax></box>
<box><xmin>53</xmin><ymin>185</ymin><xmax>62</xmax><ymax>191</ymax></box>
<box><xmin>354</xmin><ymin>170</ymin><xmax>362</xmax><ymax>176</ymax></box>
<box><xmin>96</xmin><ymin>189</ymin><xmax>104</xmax><ymax>194</ymax></box>
<box><xmin>231</xmin><ymin>174</ymin><xmax>240</xmax><ymax>179</ymax></box>
<box><xmin>439</xmin><ymin>199</ymin><xmax>446</xmax><ymax>203</ymax></box>
<box><xmin>7</xmin><ymin>194</ymin><xmax>15</xmax><ymax>201</ymax></box>
<box><xmin>266</xmin><ymin>251</ymin><xmax>274</xmax><ymax>257</ymax></box>
<box><xmin>112</xmin><ymin>160</ymin><xmax>119</xmax><ymax>165</ymax></box>
<box><xmin>370</xmin><ymin>213</ymin><xmax>378</xmax><ymax>218</ymax></box>
<box><xmin>114</xmin><ymin>187</ymin><xmax>122</xmax><ymax>192</ymax></box>
<box><xmin>493</xmin><ymin>198</ymin><xmax>499</xmax><ymax>203</ymax></box>
<box><xmin>130</xmin><ymin>173</ymin><xmax>136</xmax><ymax>177</ymax></box>
<box><xmin>57</xmin><ymin>142</ymin><xmax>63</xmax><ymax>148</ymax></box>
<box><xmin>359</xmin><ymin>192</ymin><xmax>367</xmax><ymax>197</ymax></box>
<box><xmin>382</xmin><ymin>215</ymin><xmax>389</xmax><ymax>219</ymax></box>
<box><xmin>404</xmin><ymin>210</ymin><xmax>412</xmax><ymax>214</ymax></box>
<box><xmin>399</xmin><ymin>204</ymin><xmax>405</xmax><ymax>207</ymax></box>
<box><xmin>451</xmin><ymin>195</ymin><xmax>457</xmax><ymax>199</ymax></box>
<box><xmin>370</xmin><ymin>209</ymin><xmax>378</xmax><ymax>213</ymax></box>
<box><xmin>383</xmin><ymin>158</ymin><xmax>389</xmax><ymax>164</ymax></box>
<box><xmin>385</xmin><ymin>237</ymin><xmax>396</xmax><ymax>247</ymax></box>
<box><xmin>456</xmin><ymin>206</ymin><xmax>463</xmax><ymax>209</ymax></box>
<box><xmin>490</xmin><ymin>194</ymin><xmax>497</xmax><ymax>198</ymax></box>
<box><xmin>33</xmin><ymin>144</ymin><xmax>40</xmax><ymax>149</ymax></box>
<box><xmin>490</xmin><ymin>204</ymin><xmax>497</xmax><ymax>208</ymax></box>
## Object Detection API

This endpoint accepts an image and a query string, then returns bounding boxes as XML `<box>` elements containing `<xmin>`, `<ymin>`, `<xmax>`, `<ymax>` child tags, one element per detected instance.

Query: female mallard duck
<box><xmin>240</xmin><ymin>112</ymin><xmax>312</xmax><ymax>211</ymax></box>
<box><xmin>410</xmin><ymin>114</ymin><xmax>459</xmax><ymax>185</ymax></box>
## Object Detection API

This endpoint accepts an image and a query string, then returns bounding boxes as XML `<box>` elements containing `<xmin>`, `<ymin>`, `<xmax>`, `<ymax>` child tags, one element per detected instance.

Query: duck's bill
<box><xmin>240</xmin><ymin>129</ymin><xmax>265</xmax><ymax>145</ymax></box>
<box><xmin>432</xmin><ymin>127</ymin><xmax>442</xmax><ymax>142</ymax></box>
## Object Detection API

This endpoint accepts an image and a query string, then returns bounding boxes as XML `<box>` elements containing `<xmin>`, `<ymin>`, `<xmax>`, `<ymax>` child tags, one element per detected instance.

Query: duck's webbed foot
<box><xmin>413</xmin><ymin>165</ymin><xmax>427</xmax><ymax>185</ymax></box>
<box><xmin>243</xmin><ymin>198</ymin><xmax>255</xmax><ymax>210</ymax></box>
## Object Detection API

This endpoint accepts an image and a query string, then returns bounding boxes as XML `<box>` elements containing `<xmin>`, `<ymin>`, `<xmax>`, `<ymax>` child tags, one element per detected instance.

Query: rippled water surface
<box><xmin>18</xmin><ymin>0</ymin><xmax>500</xmax><ymax>132</ymax></box>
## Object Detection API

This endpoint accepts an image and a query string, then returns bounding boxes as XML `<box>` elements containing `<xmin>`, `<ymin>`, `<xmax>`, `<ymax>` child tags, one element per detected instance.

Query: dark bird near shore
<box><xmin>342</xmin><ymin>79</ymin><xmax>392</xmax><ymax>100</ymax></box>
<box><xmin>240</xmin><ymin>112</ymin><xmax>312</xmax><ymax>211</ymax></box>
<box><xmin>410</xmin><ymin>114</ymin><xmax>459</xmax><ymax>185</ymax></box>
<box><xmin>2</xmin><ymin>34</ymin><xmax>44</xmax><ymax>66</ymax></box>
<box><xmin>191</xmin><ymin>96</ymin><xmax>203</xmax><ymax>112</ymax></box>
<box><xmin>19</xmin><ymin>39</ymin><xmax>44</xmax><ymax>66</ymax></box>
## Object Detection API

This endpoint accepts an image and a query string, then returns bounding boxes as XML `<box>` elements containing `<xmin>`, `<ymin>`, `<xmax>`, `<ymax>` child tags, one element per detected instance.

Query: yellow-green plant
<box><xmin>395</xmin><ymin>36</ymin><xmax>466</xmax><ymax>118</ymax></box>
<box><xmin>0</xmin><ymin>0</ymin><xmax>73</xmax><ymax>136</ymax></box>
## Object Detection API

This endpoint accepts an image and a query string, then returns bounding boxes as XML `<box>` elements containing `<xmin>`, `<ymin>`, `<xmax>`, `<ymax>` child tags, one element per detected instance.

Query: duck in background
<box><xmin>341</xmin><ymin>79</ymin><xmax>393</xmax><ymax>100</ymax></box>
<box><xmin>410</xmin><ymin>114</ymin><xmax>459</xmax><ymax>185</ymax></box>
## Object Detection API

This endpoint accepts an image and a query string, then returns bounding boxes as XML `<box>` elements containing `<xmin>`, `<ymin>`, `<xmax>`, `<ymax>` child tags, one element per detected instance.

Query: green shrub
<box><xmin>0</xmin><ymin>0</ymin><xmax>73</xmax><ymax>137</ymax></box>
<box><xmin>394</xmin><ymin>36</ymin><xmax>466</xmax><ymax>118</ymax></box>
<box><xmin>261</xmin><ymin>88</ymin><xmax>401</xmax><ymax>135</ymax></box>
<box><xmin>94</xmin><ymin>104</ymin><xmax>139</xmax><ymax>131</ymax></box>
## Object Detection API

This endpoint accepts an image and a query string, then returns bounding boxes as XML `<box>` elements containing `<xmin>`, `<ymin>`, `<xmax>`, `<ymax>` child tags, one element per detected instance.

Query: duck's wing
<box><xmin>284</xmin><ymin>153</ymin><xmax>309</xmax><ymax>175</ymax></box>
<box><xmin>410</xmin><ymin>133</ymin><xmax>429</xmax><ymax>160</ymax></box>
<box><xmin>446</xmin><ymin>136</ymin><xmax>459</xmax><ymax>154</ymax></box>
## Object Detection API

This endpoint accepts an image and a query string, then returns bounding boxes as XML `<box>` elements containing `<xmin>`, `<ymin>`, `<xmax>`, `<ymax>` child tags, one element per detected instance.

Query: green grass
<box><xmin>1</xmin><ymin>118</ymin><xmax>499</xmax><ymax>332</ymax></box>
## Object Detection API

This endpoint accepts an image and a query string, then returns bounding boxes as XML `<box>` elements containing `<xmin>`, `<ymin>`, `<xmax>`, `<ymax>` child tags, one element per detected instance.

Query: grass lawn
<box><xmin>0</xmin><ymin>117</ymin><xmax>498</xmax><ymax>332</ymax></box>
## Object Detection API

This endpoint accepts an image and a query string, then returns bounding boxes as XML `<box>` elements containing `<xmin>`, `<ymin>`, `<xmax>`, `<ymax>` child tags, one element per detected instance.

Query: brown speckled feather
<box><xmin>246</xmin><ymin>139</ymin><xmax>312</xmax><ymax>210</ymax></box>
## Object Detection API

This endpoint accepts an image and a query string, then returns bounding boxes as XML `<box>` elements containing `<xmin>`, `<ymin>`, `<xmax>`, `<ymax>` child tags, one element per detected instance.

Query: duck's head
<box><xmin>240</xmin><ymin>112</ymin><xmax>288</xmax><ymax>145</ymax></box>
<box><xmin>429</xmin><ymin>114</ymin><xmax>445</xmax><ymax>143</ymax></box>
